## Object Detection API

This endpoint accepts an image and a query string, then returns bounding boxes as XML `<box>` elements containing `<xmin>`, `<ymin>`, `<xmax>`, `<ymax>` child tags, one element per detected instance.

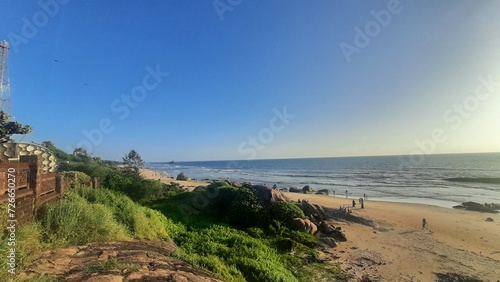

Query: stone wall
<box><xmin>0</xmin><ymin>156</ymin><xmax>70</xmax><ymax>225</ymax></box>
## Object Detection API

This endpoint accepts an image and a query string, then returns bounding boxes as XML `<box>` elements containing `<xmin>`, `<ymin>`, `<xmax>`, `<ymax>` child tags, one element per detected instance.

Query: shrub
<box><xmin>61</xmin><ymin>171</ymin><xmax>92</xmax><ymax>188</ymax></box>
<box><xmin>270</xmin><ymin>201</ymin><xmax>306</xmax><ymax>226</ymax></box>
<box><xmin>225</xmin><ymin>189</ymin><xmax>268</xmax><ymax>228</ymax></box>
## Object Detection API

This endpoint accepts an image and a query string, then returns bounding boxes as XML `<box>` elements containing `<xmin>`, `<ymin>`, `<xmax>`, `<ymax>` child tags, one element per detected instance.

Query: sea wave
<box><xmin>444</xmin><ymin>177</ymin><xmax>500</xmax><ymax>184</ymax></box>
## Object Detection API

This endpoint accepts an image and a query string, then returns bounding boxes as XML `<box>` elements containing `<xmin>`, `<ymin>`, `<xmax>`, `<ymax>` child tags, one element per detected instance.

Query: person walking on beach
<box><xmin>422</xmin><ymin>218</ymin><xmax>427</xmax><ymax>229</ymax></box>
<box><xmin>345</xmin><ymin>190</ymin><xmax>348</xmax><ymax>198</ymax></box>
<box><xmin>352</xmin><ymin>200</ymin><xmax>356</xmax><ymax>208</ymax></box>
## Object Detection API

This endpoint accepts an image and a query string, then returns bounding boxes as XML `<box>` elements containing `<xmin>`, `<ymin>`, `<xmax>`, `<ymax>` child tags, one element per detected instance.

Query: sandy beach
<box><xmin>283</xmin><ymin>192</ymin><xmax>500</xmax><ymax>281</ymax></box>
<box><xmin>141</xmin><ymin>169</ymin><xmax>500</xmax><ymax>281</ymax></box>
<box><xmin>140</xmin><ymin>168</ymin><xmax>208</xmax><ymax>190</ymax></box>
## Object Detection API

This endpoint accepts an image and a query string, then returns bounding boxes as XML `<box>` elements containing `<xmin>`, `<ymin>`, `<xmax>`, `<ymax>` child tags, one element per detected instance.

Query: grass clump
<box><xmin>74</xmin><ymin>187</ymin><xmax>172</xmax><ymax>240</ymax></box>
<box><xmin>42</xmin><ymin>192</ymin><xmax>130</xmax><ymax>246</ymax></box>
<box><xmin>0</xmin><ymin>223</ymin><xmax>46</xmax><ymax>279</ymax></box>
<box><xmin>41</xmin><ymin>187</ymin><xmax>178</xmax><ymax>246</ymax></box>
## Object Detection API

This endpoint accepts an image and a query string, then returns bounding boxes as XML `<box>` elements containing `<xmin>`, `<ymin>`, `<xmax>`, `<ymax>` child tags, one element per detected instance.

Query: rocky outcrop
<box><xmin>300</xmin><ymin>201</ymin><xmax>326</xmax><ymax>221</ymax></box>
<box><xmin>21</xmin><ymin>240</ymin><xmax>223</xmax><ymax>282</ymax></box>
<box><xmin>291</xmin><ymin>218</ymin><xmax>318</xmax><ymax>234</ymax></box>
<box><xmin>316</xmin><ymin>189</ymin><xmax>329</xmax><ymax>195</ymax></box>
<box><xmin>302</xmin><ymin>185</ymin><xmax>313</xmax><ymax>193</ymax></box>
<box><xmin>289</xmin><ymin>187</ymin><xmax>302</xmax><ymax>193</ymax></box>
<box><xmin>176</xmin><ymin>172</ymin><xmax>190</xmax><ymax>181</ymax></box>
<box><xmin>252</xmin><ymin>185</ymin><xmax>289</xmax><ymax>204</ymax></box>
<box><xmin>318</xmin><ymin>221</ymin><xmax>347</xmax><ymax>242</ymax></box>
<box><xmin>230</xmin><ymin>181</ymin><xmax>243</xmax><ymax>188</ymax></box>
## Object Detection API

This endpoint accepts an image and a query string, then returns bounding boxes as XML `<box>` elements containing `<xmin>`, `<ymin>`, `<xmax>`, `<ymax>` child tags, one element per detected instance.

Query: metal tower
<box><xmin>0</xmin><ymin>40</ymin><xmax>12</xmax><ymax>117</ymax></box>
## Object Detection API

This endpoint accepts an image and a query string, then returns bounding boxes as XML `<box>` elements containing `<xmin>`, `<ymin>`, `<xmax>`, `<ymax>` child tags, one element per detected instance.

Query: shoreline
<box><xmin>141</xmin><ymin>168</ymin><xmax>500</xmax><ymax>281</ymax></box>
<box><xmin>140</xmin><ymin>168</ymin><xmax>208</xmax><ymax>190</ymax></box>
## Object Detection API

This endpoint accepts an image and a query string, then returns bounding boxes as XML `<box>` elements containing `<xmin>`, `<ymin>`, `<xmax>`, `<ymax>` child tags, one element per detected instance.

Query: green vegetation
<box><xmin>0</xmin><ymin>188</ymin><xmax>178</xmax><ymax>281</ymax></box>
<box><xmin>0</xmin><ymin>144</ymin><xmax>346</xmax><ymax>281</ymax></box>
<box><xmin>122</xmin><ymin>149</ymin><xmax>145</xmax><ymax>175</ymax></box>
<box><xmin>174</xmin><ymin>225</ymin><xmax>297</xmax><ymax>282</ymax></box>
<box><xmin>42</xmin><ymin>188</ymin><xmax>175</xmax><ymax>245</ymax></box>
<box><xmin>0</xmin><ymin>111</ymin><xmax>32</xmax><ymax>143</ymax></box>
<box><xmin>149</xmin><ymin>183</ymin><xmax>347</xmax><ymax>281</ymax></box>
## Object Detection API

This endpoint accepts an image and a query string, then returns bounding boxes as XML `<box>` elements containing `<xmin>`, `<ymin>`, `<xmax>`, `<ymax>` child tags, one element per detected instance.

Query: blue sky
<box><xmin>1</xmin><ymin>0</ymin><xmax>499</xmax><ymax>161</ymax></box>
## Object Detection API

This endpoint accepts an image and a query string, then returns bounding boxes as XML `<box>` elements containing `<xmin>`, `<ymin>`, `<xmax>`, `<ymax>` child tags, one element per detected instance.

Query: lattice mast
<box><xmin>0</xmin><ymin>40</ymin><xmax>12</xmax><ymax>118</ymax></box>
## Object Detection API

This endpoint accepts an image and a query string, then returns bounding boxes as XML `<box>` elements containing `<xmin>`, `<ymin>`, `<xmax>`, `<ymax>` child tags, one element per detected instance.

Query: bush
<box><xmin>225</xmin><ymin>189</ymin><xmax>268</xmax><ymax>228</ymax></box>
<box><xmin>61</xmin><ymin>171</ymin><xmax>92</xmax><ymax>188</ymax></box>
<box><xmin>270</xmin><ymin>202</ymin><xmax>306</xmax><ymax>226</ymax></box>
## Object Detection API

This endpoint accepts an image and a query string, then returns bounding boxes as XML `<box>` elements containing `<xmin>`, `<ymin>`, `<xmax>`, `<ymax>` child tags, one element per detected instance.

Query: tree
<box><xmin>0</xmin><ymin>111</ymin><xmax>32</xmax><ymax>143</ymax></box>
<box><xmin>122</xmin><ymin>149</ymin><xmax>144</xmax><ymax>175</ymax></box>
<box><xmin>73</xmin><ymin>147</ymin><xmax>90</xmax><ymax>158</ymax></box>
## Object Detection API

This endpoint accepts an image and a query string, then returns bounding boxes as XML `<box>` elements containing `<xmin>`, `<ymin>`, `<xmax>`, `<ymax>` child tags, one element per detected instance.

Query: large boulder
<box><xmin>291</xmin><ymin>218</ymin><xmax>318</xmax><ymax>234</ymax></box>
<box><xmin>318</xmin><ymin>221</ymin><xmax>347</xmax><ymax>242</ymax></box>
<box><xmin>316</xmin><ymin>189</ymin><xmax>329</xmax><ymax>195</ymax></box>
<box><xmin>289</xmin><ymin>187</ymin><xmax>302</xmax><ymax>193</ymax></box>
<box><xmin>252</xmin><ymin>185</ymin><xmax>290</xmax><ymax>204</ymax></box>
<box><xmin>231</xmin><ymin>181</ymin><xmax>243</xmax><ymax>188</ymax></box>
<box><xmin>176</xmin><ymin>172</ymin><xmax>190</xmax><ymax>181</ymax></box>
<box><xmin>302</xmin><ymin>185</ymin><xmax>313</xmax><ymax>194</ymax></box>
<box><xmin>300</xmin><ymin>202</ymin><xmax>326</xmax><ymax>221</ymax></box>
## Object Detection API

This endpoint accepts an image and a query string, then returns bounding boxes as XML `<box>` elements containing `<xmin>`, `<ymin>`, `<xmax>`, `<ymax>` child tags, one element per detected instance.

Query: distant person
<box><xmin>361</xmin><ymin>201</ymin><xmax>364</xmax><ymax>209</ymax></box>
<box><xmin>345</xmin><ymin>190</ymin><xmax>348</xmax><ymax>198</ymax></box>
<box><xmin>422</xmin><ymin>218</ymin><xmax>427</xmax><ymax>229</ymax></box>
<box><xmin>364</xmin><ymin>193</ymin><xmax>367</xmax><ymax>200</ymax></box>
<box><xmin>333</xmin><ymin>190</ymin><xmax>335</xmax><ymax>197</ymax></box>
<box><xmin>352</xmin><ymin>200</ymin><xmax>356</xmax><ymax>207</ymax></box>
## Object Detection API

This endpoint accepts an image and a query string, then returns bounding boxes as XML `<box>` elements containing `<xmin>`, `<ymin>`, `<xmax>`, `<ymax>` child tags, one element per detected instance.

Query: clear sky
<box><xmin>1</xmin><ymin>0</ymin><xmax>499</xmax><ymax>161</ymax></box>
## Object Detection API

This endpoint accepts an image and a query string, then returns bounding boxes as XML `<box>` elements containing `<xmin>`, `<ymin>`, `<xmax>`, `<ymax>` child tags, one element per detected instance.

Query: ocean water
<box><xmin>147</xmin><ymin>153</ymin><xmax>500</xmax><ymax>208</ymax></box>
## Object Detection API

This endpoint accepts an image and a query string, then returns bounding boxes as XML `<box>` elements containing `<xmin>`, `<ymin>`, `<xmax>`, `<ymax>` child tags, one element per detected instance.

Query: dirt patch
<box><xmin>19</xmin><ymin>240</ymin><xmax>222</xmax><ymax>282</ymax></box>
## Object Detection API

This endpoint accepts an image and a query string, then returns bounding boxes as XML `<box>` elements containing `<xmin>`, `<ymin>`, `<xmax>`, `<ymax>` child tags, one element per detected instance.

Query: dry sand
<box><xmin>140</xmin><ymin>169</ymin><xmax>500</xmax><ymax>281</ymax></box>
<box><xmin>285</xmin><ymin>192</ymin><xmax>500</xmax><ymax>281</ymax></box>
<box><xmin>140</xmin><ymin>168</ymin><xmax>207</xmax><ymax>190</ymax></box>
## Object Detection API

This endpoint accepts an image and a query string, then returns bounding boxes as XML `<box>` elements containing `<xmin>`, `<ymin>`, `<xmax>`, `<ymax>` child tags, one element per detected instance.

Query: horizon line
<box><xmin>146</xmin><ymin>151</ymin><xmax>500</xmax><ymax>163</ymax></box>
